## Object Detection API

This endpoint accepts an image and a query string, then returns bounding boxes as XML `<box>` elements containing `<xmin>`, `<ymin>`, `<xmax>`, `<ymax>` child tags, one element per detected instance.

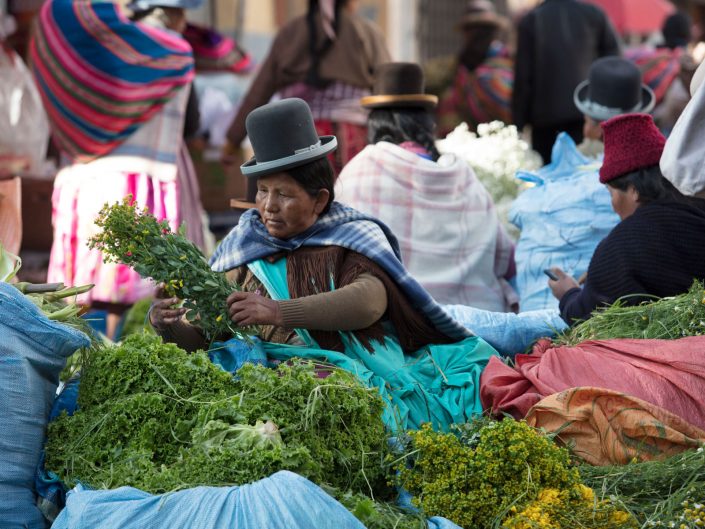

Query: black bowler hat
<box><xmin>574</xmin><ymin>57</ymin><xmax>655</xmax><ymax>122</ymax></box>
<box><xmin>360</xmin><ymin>62</ymin><xmax>438</xmax><ymax>110</ymax></box>
<box><xmin>241</xmin><ymin>98</ymin><xmax>337</xmax><ymax>178</ymax></box>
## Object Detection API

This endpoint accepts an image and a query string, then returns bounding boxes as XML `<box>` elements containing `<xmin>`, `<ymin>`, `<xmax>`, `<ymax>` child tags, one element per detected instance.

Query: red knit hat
<box><xmin>599</xmin><ymin>113</ymin><xmax>666</xmax><ymax>184</ymax></box>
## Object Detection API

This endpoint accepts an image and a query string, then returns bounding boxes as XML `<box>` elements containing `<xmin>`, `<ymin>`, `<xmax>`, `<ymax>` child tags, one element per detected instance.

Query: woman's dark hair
<box><xmin>129</xmin><ymin>7</ymin><xmax>156</xmax><ymax>22</ymax></box>
<box><xmin>367</xmin><ymin>108</ymin><xmax>441</xmax><ymax>161</ymax></box>
<box><xmin>607</xmin><ymin>165</ymin><xmax>687</xmax><ymax>204</ymax></box>
<box><xmin>287</xmin><ymin>156</ymin><xmax>336</xmax><ymax>213</ymax></box>
<box><xmin>306</xmin><ymin>0</ymin><xmax>350</xmax><ymax>88</ymax></box>
<box><xmin>458</xmin><ymin>24</ymin><xmax>499</xmax><ymax>71</ymax></box>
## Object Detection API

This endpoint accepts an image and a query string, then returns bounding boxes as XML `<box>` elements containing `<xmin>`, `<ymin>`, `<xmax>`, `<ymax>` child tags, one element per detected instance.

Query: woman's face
<box><xmin>256</xmin><ymin>172</ymin><xmax>330</xmax><ymax>239</ymax></box>
<box><xmin>607</xmin><ymin>184</ymin><xmax>640</xmax><ymax>220</ymax></box>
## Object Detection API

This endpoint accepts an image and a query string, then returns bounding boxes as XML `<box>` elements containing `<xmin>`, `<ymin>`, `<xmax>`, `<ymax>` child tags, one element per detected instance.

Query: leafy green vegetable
<box><xmin>46</xmin><ymin>334</ymin><xmax>392</xmax><ymax>497</ymax></box>
<box><xmin>326</xmin><ymin>487</ymin><xmax>427</xmax><ymax>529</ymax></box>
<box><xmin>555</xmin><ymin>281</ymin><xmax>705</xmax><ymax>346</ymax></box>
<box><xmin>579</xmin><ymin>447</ymin><xmax>705</xmax><ymax>527</ymax></box>
<box><xmin>119</xmin><ymin>298</ymin><xmax>155</xmax><ymax>339</ymax></box>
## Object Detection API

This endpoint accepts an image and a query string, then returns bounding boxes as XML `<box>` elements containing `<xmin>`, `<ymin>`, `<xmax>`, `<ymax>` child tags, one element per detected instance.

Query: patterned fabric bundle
<box><xmin>210</xmin><ymin>201</ymin><xmax>472</xmax><ymax>341</ymax></box>
<box><xmin>183</xmin><ymin>23</ymin><xmax>252</xmax><ymax>74</ymax></box>
<box><xmin>437</xmin><ymin>44</ymin><xmax>513</xmax><ymax>136</ymax></box>
<box><xmin>30</xmin><ymin>0</ymin><xmax>194</xmax><ymax>160</ymax></box>
<box><xmin>625</xmin><ymin>46</ymin><xmax>682</xmax><ymax>105</ymax></box>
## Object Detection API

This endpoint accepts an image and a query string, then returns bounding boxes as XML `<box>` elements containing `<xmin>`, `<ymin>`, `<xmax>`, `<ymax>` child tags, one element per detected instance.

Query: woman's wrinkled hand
<box><xmin>227</xmin><ymin>290</ymin><xmax>282</xmax><ymax>327</ymax></box>
<box><xmin>149</xmin><ymin>285</ymin><xmax>187</xmax><ymax>330</ymax></box>
<box><xmin>548</xmin><ymin>268</ymin><xmax>580</xmax><ymax>301</ymax></box>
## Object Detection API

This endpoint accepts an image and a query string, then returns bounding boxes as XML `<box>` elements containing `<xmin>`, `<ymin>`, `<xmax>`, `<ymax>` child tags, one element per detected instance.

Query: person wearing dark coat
<box><xmin>548</xmin><ymin>113</ymin><xmax>705</xmax><ymax>324</ymax></box>
<box><xmin>512</xmin><ymin>0</ymin><xmax>620</xmax><ymax>163</ymax></box>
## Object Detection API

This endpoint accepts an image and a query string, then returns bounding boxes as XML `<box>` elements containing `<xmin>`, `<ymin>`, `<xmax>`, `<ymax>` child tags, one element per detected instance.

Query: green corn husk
<box><xmin>555</xmin><ymin>281</ymin><xmax>705</xmax><ymax>346</ymax></box>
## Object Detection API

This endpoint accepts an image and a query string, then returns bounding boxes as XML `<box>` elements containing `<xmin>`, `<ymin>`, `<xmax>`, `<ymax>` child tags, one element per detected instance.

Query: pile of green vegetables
<box><xmin>555</xmin><ymin>280</ymin><xmax>705</xmax><ymax>346</ymax></box>
<box><xmin>47</xmin><ymin>334</ymin><xmax>392</xmax><ymax>497</ymax></box>
<box><xmin>580</xmin><ymin>447</ymin><xmax>705</xmax><ymax>528</ymax></box>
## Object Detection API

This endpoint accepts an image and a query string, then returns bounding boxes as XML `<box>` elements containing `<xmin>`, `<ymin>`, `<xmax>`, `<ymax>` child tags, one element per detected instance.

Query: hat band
<box><xmin>581</xmin><ymin>99</ymin><xmax>644</xmax><ymax>121</ymax></box>
<box><xmin>295</xmin><ymin>140</ymin><xmax>322</xmax><ymax>155</ymax></box>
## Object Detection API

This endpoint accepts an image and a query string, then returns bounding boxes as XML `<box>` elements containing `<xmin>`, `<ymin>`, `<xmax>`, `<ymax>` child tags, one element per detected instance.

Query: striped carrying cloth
<box><xmin>437</xmin><ymin>43</ymin><xmax>513</xmax><ymax>137</ymax></box>
<box><xmin>625</xmin><ymin>46</ymin><xmax>682</xmax><ymax>105</ymax></box>
<box><xmin>30</xmin><ymin>0</ymin><xmax>195</xmax><ymax>160</ymax></box>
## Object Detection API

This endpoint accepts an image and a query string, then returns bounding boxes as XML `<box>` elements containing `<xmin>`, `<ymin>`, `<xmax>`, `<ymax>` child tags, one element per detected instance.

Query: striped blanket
<box><xmin>30</xmin><ymin>0</ymin><xmax>194</xmax><ymax>160</ymax></box>
<box><xmin>437</xmin><ymin>44</ymin><xmax>513</xmax><ymax>136</ymax></box>
<box><xmin>626</xmin><ymin>46</ymin><xmax>682</xmax><ymax>105</ymax></box>
<box><xmin>210</xmin><ymin>201</ymin><xmax>472</xmax><ymax>341</ymax></box>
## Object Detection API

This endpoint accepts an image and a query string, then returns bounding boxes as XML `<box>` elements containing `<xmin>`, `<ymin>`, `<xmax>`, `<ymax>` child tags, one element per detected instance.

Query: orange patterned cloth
<box><xmin>526</xmin><ymin>387</ymin><xmax>705</xmax><ymax>465</ymax></box>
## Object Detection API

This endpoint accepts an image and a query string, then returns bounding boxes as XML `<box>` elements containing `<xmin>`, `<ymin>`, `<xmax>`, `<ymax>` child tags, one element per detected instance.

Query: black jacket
<box><xmin>512</xmin><ymin>0</ymin><xmax>620</xmax><ymax>130</ymax></box>
<box><xmin>560</xmin><ymin>201</ymin><xmax>705</xmax><ymax>324</ymax></box>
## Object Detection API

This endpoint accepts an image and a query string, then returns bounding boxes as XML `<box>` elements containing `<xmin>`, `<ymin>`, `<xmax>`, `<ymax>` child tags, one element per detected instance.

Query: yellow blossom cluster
<box><xmin>397</xmin><ymin>420</ymin><xmax>580</xmax><ymax>529</ymax></box>
<box><xmin>503</xmin><ymin>484</ymin><xmax>637</xmax><ymax>529</ymax></box>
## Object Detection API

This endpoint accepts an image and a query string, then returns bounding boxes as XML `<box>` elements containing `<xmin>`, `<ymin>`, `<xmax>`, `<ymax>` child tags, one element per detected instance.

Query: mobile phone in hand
<box><xmin>543</xmin><ymin>269</ymin><xmax>559</xmax><ymax>281</ymax></box>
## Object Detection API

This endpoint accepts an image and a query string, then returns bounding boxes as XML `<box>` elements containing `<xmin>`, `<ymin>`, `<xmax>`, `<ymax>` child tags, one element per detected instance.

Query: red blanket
<box><xmin>480</xmin><ymin>337</ymin><xmax>705</xmax><ymax>430</ymax></box>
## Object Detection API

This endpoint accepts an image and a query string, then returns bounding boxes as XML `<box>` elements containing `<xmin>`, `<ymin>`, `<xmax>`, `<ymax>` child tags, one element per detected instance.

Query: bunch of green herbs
<box><xmin>555</xmin><ymin>281</ymin><xmax>705</xmax><ymax>346</ymax></box>
<box><xmin>46</xmin><ymin>334</ymin><xmax>392</xmax><ymax>497</ymax></box>
<box><xmin>88</xmin><ymin>198</ymin><xmax>254</xmax><ymax>342</ymax></box>
<box><xmin>579</xmin><ymin>447</ymin><xmax>705</xmax><ymax>528</ymax></box>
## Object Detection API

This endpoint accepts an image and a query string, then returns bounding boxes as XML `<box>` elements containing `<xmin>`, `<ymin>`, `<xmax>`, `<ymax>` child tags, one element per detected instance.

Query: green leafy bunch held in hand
<box><xmin>89</xmin><ymin>197</ymin><xmax>254</xmax><ymax>341</ymax></box>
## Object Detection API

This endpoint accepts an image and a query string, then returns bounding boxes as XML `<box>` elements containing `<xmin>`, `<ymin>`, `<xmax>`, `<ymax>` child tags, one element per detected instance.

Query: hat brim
<box><xmin>240</xmin><ymin>135</ymin><xmax>337</xmax><ymax>178</ymax></box>
<box><xmin>230</xmin><ymin>198</ymin><xmax>256</xmax><ymax>211</ymax></box>
<box><xmin>457</xmin><ymin>12</ymin><xmax>509</xmax><ymax>30</ymax></box>
<box><xmin>360</xmin><ymin>94</ymin><xmax>439</xmax><ymax>110</ymax></box>
<box><xmin>573</xmin><ymin>80</ymin><xmax>656</xmax><ymax>122</ymax></box>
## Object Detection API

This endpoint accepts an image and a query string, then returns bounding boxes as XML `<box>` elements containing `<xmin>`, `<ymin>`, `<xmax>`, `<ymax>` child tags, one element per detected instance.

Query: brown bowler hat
<box><xmin>458</xmin><ymin>0</ymin><xmax>509</xmax><ymax>30</ymax></box>
<box><xmin>360</xmin><ymin>62</ymin><xmax>438</xmax><ymax>110</ymax></box>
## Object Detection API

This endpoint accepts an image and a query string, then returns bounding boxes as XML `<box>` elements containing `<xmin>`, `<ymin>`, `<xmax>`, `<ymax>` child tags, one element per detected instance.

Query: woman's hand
<box><xmin>548</xmin><ymin>268</ymin><xmax>580</xmax><ymax>300</ymax></box>
<box><xmin>227</xmin><ymin>290</ymin><xmax>283</xmax><ymax>327</ymax></box>
<box><xmin>149</xmin><ymin>285</ymin><xmax>186</xmax><ymax>330</ymax></box>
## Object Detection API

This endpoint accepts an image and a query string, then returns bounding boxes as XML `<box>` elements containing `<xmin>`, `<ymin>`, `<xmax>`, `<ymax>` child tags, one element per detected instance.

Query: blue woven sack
<box><xmin>0</xmin><ymin>283</ymin><xmax>89</xmax><ymax>529</ymax></box>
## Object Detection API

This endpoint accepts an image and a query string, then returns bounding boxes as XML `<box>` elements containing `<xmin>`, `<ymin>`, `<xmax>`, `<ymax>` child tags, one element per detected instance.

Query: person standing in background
<box><xmin>222</xmin><ymin>0</ymin><xmax>391</xmax><ymax>176</ymax></box>
<box><xmin>512</xmin><ymin>0</ymin><xmax>620</xmax><ymax>164</ymax></box>
<box><xmin>31</xmin><ymin>0</ymin><xmax>206</xmax><ymax>338</ymax></box>
<box><xmin>426</xmin><ymin>0</ymin><xmax>514</xmax><ymax>137</ymax></box>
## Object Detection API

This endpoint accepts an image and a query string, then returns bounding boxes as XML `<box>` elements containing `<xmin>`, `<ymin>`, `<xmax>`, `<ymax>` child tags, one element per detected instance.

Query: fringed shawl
<box><xmin>30</xmin><ymin>0</ymin><xmax>194</xmax><ymax>160</ymax></box>
<box><xmin>210</xmin><ymin>202</ymin><xmax>471</xmax><ymax>344</ymax></box>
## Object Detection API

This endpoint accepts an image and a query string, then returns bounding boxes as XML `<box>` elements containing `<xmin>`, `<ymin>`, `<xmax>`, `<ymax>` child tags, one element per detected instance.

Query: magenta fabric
<box><xmin>480</xmin><ymin>336</ymin><xmax>705</xmax><ymax>429</ymax></box>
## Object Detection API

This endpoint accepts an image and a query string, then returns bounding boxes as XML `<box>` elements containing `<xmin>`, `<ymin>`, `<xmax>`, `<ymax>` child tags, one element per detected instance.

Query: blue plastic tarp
<box><xmin>443</xmin><ymin>305</ymin><xmax>567</xmax><ymax>357</ymax></box>
<box><xmin>510</xmin><ymin>133</ymin><xmax>619</xmax><ymax>312</ymax></box>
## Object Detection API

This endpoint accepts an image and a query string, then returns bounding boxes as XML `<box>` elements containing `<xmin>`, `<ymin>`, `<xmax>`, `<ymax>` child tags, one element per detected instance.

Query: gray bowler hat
<box><xmin>241</xmin><ymin>98</ymin><xmax>337</xmax><ymax>178</ymax></box>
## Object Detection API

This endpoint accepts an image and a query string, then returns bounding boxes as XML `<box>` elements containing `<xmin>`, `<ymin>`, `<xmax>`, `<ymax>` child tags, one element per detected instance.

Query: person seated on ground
<box><xmin>574</xmin><ymin>56</ymin><xmax>655</xmax><ymax>158</ymax></box>
<box><xmin>149</xmin><ymin>98</ymin><xmax>498</xmax><ymax>431</ymax></box>
<box><xmin>548</xmin><ymin>113</ymin><xmax>705</xmax><ymax>324</ymax></box>
<box><xmin>335</xmin><ymin>62</ymin><xmax>518</xmax><ymax>311</ymax></box>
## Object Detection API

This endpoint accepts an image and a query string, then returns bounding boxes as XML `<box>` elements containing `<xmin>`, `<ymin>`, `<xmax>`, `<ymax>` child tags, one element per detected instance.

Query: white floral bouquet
<box><xmin>436</xmin><ymin>121</ymin><xmax>542</xmax><ymax>238</ymax></box>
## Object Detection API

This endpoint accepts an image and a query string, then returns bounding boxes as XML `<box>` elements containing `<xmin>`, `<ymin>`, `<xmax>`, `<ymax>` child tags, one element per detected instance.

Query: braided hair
<box><xmin>368</xmin><ymin>108</ymin><xmax>441</xmax><ymax>162</ymax></box>
<box><xmin>306</xmin><ymin>0</ymin><xmax>349</xmax><ymax>88</ymax></box>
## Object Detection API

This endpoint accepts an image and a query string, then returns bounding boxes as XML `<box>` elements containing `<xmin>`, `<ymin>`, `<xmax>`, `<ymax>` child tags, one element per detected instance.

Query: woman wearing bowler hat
<box><xmin>150</xmin><ymin>97</ymin><xmax>498</xmax><ymax>432</ymax></box>
<box><xmin>573</xmin><ymin>56</ymin><xmax>655</xmax><ymax>158</ymax></box>
<box><xmin>548</xmin><ymin>113</ymin><xmax>705</xmax><ymax>324</ymax></box>
<box><xmin>336</xmin><ymin>62</ymin><xmax>518</xmax><ymax>312</ymax></box>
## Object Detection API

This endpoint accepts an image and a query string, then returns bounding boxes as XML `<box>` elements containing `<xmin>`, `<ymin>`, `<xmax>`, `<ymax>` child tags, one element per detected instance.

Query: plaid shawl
<box><xmin>336</xmin><ymin>143</ymin><xmax>516</xmax><ymax>311</ymax></box>
<box><xmin>30</xmin><ymin>0</ymin><xmax>194</xmax><ymax>160</ymax></box>
<box><xmin>210</xmin><ymin>202</ymin><xmax>471</xmax><ymax>340</ymax></box>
